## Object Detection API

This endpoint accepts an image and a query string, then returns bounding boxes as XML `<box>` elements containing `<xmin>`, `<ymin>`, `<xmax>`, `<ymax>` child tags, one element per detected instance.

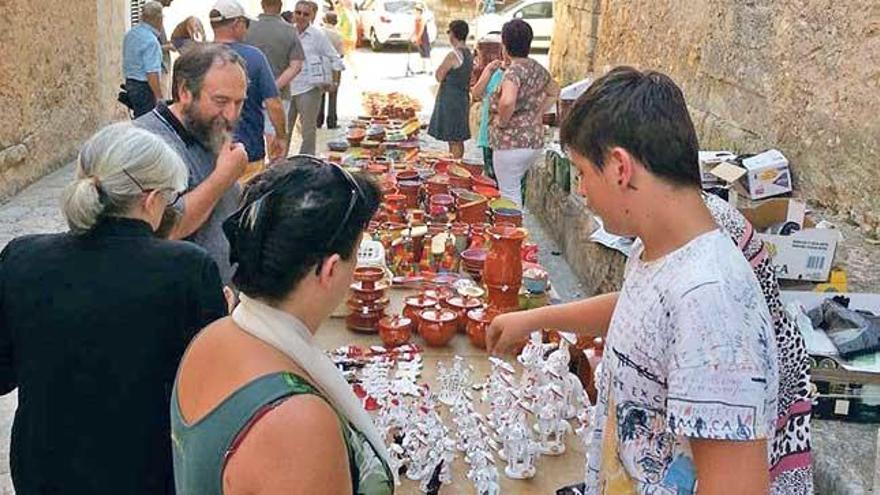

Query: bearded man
<box><xmin>136</xmin><ymin>43</ymin><xmax>249</xmax><ymax>285</ymax></box>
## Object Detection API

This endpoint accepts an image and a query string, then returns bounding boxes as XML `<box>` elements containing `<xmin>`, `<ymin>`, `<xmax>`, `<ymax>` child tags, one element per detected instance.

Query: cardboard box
<box><xmin>698</xmin><ymin>151</ymin><xmax>737</xmax><ymax>190</ymax></box>
<box><xmin>708</xmin><ymin>149</ymin><xmax>793</xmax><ymax>200</ymax></box>
<box><xmin>739</xmin><ymin>199</ymin><xmax>840</xmax><ymax>282</ymax></box>
<box><xmin>741</xmin><ymin>149</ymin><xmax>793</xmax><ymax>200</ymax></box>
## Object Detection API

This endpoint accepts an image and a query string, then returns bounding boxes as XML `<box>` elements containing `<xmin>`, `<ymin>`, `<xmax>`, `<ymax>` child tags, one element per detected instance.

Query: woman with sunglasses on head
<box><xmin>171</xmin><ymin>156</ymin><xmax>394</xmax><ymax>494</ymax></box>
<box><xmin>0</xmin><ymin>123</ymin><xmax>227</xmax><ymax>494</ymax></box>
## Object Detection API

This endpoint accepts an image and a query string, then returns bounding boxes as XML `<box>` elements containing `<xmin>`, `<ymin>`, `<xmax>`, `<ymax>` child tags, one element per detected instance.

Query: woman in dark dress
<box><xmin>0</xmin><ymin>123</ymin><xmax>227</xmax><ymax>494</ymax></box>
<box><xmin>428</xmin><ymin>20</ymin><xmax>473</xmax><ymax>158</ymax></box>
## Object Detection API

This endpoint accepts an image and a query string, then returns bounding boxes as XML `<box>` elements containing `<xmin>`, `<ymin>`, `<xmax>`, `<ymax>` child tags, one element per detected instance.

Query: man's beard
<box><xmin>183</xmin><ymin>100</ymin><xmax>235</xmax><ymax>154</ymax></box>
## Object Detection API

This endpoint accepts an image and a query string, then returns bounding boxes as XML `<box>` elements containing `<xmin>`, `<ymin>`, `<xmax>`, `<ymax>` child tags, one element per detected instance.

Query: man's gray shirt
<box><xmin>135</xmin><ymin>103</ymin><xmax>241</xmax><ymax>285</ymax></box>
<box><xmin>245</xmin><ymin>13</ymin><xmax>306</xmax><ymax>100</ymax></box>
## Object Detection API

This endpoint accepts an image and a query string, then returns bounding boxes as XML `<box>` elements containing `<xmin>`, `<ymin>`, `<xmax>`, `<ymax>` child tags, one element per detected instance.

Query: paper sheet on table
<box><xmin>589</xmin><ymin>216</ymin><xmax>635</xmax><ymax>257</ymax></box>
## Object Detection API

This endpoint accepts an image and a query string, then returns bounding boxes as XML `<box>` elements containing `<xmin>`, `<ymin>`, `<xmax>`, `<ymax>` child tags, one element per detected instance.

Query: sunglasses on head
<box><xmin>225</xmin><ymin>155</ymin><xmax>365</xmax><ymax>271</ymax></box>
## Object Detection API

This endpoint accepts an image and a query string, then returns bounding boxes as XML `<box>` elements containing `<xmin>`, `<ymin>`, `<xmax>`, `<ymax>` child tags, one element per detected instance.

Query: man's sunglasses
<box><xmin>294</xmin><ymin>10</ymin><xmax>310</xmax><ymax>16</ymax></box>
<box><xmin>122</xmin><ymin>168</ymin><xmax>182</xmax><ymax>207</ymax></box>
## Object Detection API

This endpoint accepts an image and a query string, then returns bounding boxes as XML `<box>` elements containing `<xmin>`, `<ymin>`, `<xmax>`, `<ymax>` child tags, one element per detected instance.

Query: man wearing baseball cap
<box><xmin>210</xmin><ymin>0</ymin><xmax>288</xmax><ymax>183</ymax></box>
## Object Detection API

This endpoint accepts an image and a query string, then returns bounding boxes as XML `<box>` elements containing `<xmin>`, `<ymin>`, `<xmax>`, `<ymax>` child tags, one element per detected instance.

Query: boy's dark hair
<box><xmin>224</xmin><ymin>156</ymin><xmax>381</xmax><ymax>303</ymax></box>
<box><xmin>501</xmin><ymin>19</ymin><xmax>532</xmax><ymax>57</ymax></box>
<box><xmin>560</xmin><ymin>66</ymin><xmax>701</xmax><ymax>187</ymax></box>
<box><xmin>448</xmin><ymin>20</ymin><xmax>469</xmax><ymax>42</ymax></box>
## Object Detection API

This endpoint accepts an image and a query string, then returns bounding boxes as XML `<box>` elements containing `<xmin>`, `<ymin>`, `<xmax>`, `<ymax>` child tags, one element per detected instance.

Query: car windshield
<box><xmin>385</xmin><ymin>1</ymin><xmax>416</xmax><ymax>13</ymax></box>
<box><xmin>499</xmin><ymin>0</ymin><xmax>530</xmax><ymax>14</ymax></box>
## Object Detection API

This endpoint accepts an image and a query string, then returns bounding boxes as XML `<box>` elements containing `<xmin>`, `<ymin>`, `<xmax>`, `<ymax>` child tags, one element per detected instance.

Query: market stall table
<box><xmin>318</xmin><ymin>287</ymin><xmax>588</xmax><ymax>494</ymax></box>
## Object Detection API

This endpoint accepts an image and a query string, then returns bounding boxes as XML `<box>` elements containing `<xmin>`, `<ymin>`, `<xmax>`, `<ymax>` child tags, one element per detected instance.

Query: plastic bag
<box><xmin>808</xmin><ymin>296</ymin><xmax>880</xmax><ymax>359</ymax></box>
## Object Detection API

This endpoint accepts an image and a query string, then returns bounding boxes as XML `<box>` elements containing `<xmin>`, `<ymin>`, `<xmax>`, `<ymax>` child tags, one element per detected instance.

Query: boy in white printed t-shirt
<box><xmin>486</xmin><ymin>67</ymin><xmax>779</xmax><ymax>494</ymax></box>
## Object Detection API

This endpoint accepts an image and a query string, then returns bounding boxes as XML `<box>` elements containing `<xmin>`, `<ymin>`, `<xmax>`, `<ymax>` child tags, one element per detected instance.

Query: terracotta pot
<box><xmin>485</xmin><ymin>283</ymin><xmax>520</xmax><ymax>313</ymax></box>
<box><xmin>396</xmin><ymin>169</ymin><xmax>419</xmax><ymax>183</ymax></box>
<box><xmin>466</xmin><ymin>307</ymin><xmax>494</xmax><ymax>349</ymax></box>
<box><xmin>472</xmin><ymin>175</ymin><xmax>498</xmax><ymax>188</ymax></box>
<box><xmin>403</xmin><ymin>295</ymin><xmax>439</xmax><ymax>323</ymax></box>
<box><xmin>418</xmin><ymin>307</ymin><xmax>458</xmax><ymax>347</ymax></box>
<box><xmin>384</xmin><ymin>192</ymin><xmax>406</xmax><ymax>211</ymax></box>
<box><xmin>421</xmin><ymin>279</ymin><xmax>456</xmax><ymax>302</ymax></box>
<box><xmin>349</xmin><ymin>280</ymin><xmax>389</xmax><ymax>303</ymax></box>
<box><xmin>397</xmin><ymin>180</ymin><xmax>422</xmax><ymax>209</ymax></box>
<box><xmin>429</xmin><ymin>194</ymin><xmax>455</xmax><ymax>221</ymax></box>
<box><xmin>425</xmin><ymin>175</ymin><xmax>450</xmax><ymax>196</ymax></box>
<box><xmin>378</xmin><ymin>315</ymin><xmax>413</xmax><ymax>348</ymax></box>
<box><xmin>444</xmin><ymin>295</ymin><xmax>483</xmax><ymax>333</ymax></box>
<box><xmin>345</xmin><ymin>298</ymin><xmax>389</xmax><ymax>333</ymax></box>
<box><xmin>483</xmin><ymin>226</ymin><xmax>526</xmax><ymax>289</ymax></box>
<box><xmin>457</xmin><ymin>197</ymin><xmax>488</xmax><ymax>225</ymax></box>
<box><xmin>435</xmin><ymin>158</ymin><xmax>458</xmax><ymax>175</ymax></box>
<box><xmin>473</xmin><ymin>185</ymin><xmax>500</xmax><ymax>200</ymax></box>
<box><xmin>353</xmin><ymin>266</ymin><xmax>385</xmax><ymax>290</ymax></box>
<box><xmin>449</xmin><ymin>174</ymin><xmax>473</xmax><ymax>190</ymax></box>
<box><xmin>493</xmin><ymin>207</ymin><xmax>523</xmax><ymax>227</ymax></box>
<box><xmin>461</xmin><ymin>159</ymin><xmax>485</xmax><ymax>177</ymax></box>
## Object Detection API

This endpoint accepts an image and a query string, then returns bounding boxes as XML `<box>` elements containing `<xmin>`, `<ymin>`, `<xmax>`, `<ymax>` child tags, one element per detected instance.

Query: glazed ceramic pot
<box><xmin>473</xmin><ymin>175</ymin><xmax>498</xmax><ymax>189</ymax></box>
<box><xmin>346</xmin><ymin>128</ymin><xmax>366</xmax><ymax>146</ymax></box>
<box><xmin>345</xmin><ymin>298</ymin><xmax>389</xmax><ymax>333</ymax></box>
<box><xmin>444</xmin><ymin>295</ymin><xmax>483</xmax><ymax>333</ymax></box>
<box><xmin>449</xmin><ymin>174</ymin><xmax>472</xmax><ymax>190</ymax></box>
<box><xmin>460</xmin><ymin>247</ymin><xmax>487</xmax><ymax>282</ymax></box>
<box><xmin>349</xmin><ymin>280</ymin><xmax>389</xmax><ymax>303</ymax></box>
<box><xmin>456</xmin><ymin>195</ymin><xmax>488</xmax><ymax>225</ymax></box>
<box><xmin>493</xmin><ymin>207</ymin><xmax>523</xmax><ymax>227</ymax></box>
<box><xmin>485</xmin><ymin>283</ymin><xmax>520</xmax><ymax>313</ymax></box>
<box><xmin>378</xmin><ymin>315</ymin><xmax>413</xmax><ymax>348</ymax></box>
<box><xmin>396</xmin><ymin>169</ymin><xmax>420</xmax><ymax>183</ymax></box>
<box><xmin>461</xmin><ymin>158</ymin><xmax>484</xmax><ymax>177</ymax></box>
<box><xmin>466</xmin><ymin>307</ymin><xmax>494</xmax><ymax>349</ymax></box>
<box><xmin>429</xmin><ymin>193</ymin><xmax>454</xmax><ymax>221</ymax></box>
<box><xmin>435</xmin><ymin>158</ymin><xmax>458</xmax><ymax>175</ymax></box>
<box><xmin>353</xmin><ymin>266</ymin><xmax>385</xmax><ymax>290</ymax></box>
<box><xmin>425</xmin><ymin>175</ymin><xmax>450</xmax><ymax>196</ymax></box>
<box><xmin>403</xmin><ymin>295</ymin><xmax>439</xmax><ymax>323</ymax></box>
<box><xmin>418</xmin><ymin>307</ymin><xmax>458</xmax><ymax>347</ymax></box>
<box><xmin>483</xmin><ymin>226</ymin><xmax>526</xmax><ymax>289</ymax></box>
<box><xmin>473</xmin><ymin>185</ymin><xmax>500</xmax><ymax>200</ymax></box>
<box><xmin>397</xmin><ymin>180</ymin><xmax>422</xmax><ymax>209</ymax></box>
<box><xmin>384</xmin><ymin>192</ymin><xmax>407</xmax><ymax>216</ymax></box>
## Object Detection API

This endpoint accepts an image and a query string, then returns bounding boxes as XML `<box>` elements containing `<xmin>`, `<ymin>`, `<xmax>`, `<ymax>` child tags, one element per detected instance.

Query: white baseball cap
<box><xmin>209</xmin><ymin>0</ymin><xmax>254</xmax><ymax>23</ymax></box>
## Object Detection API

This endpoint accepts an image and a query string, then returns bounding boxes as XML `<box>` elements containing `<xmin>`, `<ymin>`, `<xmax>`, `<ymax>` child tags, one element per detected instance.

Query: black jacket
<box><xmin>0</xmin><ymin>217</ymin><xmax>227</xmax><ymax>494</ymax></box>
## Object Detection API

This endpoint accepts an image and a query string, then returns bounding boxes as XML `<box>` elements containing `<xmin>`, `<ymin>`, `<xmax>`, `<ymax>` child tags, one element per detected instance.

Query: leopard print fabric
<box><xmin>705</xmin><ymin>193</ymin><xmax>813</xmax><ymax>494</ymax></box>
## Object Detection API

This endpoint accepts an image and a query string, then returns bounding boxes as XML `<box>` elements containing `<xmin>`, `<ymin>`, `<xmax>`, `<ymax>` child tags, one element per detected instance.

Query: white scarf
<box><xmin>232</xmin><ymin>293</ymin><xmax>393</xmax><ymax>476</ymax></box>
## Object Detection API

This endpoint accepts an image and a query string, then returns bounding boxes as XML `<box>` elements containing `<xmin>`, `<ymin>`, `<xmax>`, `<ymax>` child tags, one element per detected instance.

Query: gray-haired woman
<box><xmin>0</xmin><ymin>122</ymin><xmax>227</xmax><ymax>494</ymax></box>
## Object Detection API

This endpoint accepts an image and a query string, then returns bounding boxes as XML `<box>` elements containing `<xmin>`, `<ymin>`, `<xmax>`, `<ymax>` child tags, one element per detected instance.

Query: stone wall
<box><xmin>0</xmin><ymin>0</ymin><xmax>126</xmax><ymax>202</ymax></box>
<box><xmin>525</xmin><ymin>152</ymin><xmax>626</xmax><ymax>295</ymax></box>
<box><xmin>549</xmin><ymin>0</ymin><xmax>880</xmax><ymax>235</ymax></box>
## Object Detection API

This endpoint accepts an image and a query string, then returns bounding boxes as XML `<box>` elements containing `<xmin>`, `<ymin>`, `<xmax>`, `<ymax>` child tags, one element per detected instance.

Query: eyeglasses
<box><xmin>294</xmin><ymin>10</ymin><xmax>309</xmax><ymax>16</ymax></box>
<box><xmin>122</xmin><ymin>168</ymin><xmax>182</xmax><ymax>207</ymax></box>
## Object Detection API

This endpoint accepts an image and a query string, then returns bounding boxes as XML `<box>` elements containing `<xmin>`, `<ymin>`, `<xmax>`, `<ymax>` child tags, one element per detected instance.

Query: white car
<box><xmin>474</xmin><ymin>0</ymin><xmax>554</xmax><ymax>50</ymax></box>
<box><xmin>357</xmin><ymin>0</ymin><xmax>438</xmax><ymax>51</ymax></box>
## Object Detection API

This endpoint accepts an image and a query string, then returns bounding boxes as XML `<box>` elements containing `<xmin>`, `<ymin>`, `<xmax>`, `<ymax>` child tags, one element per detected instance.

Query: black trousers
<box><xmin>125</xmin><ymin>79</ymin><xmax>157</xmax><ymax>118</ymax></box>
<box><xmin>316</xmin><ymin>87</ymin><xmax>338</xmax><ymax>129</ymax></box>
